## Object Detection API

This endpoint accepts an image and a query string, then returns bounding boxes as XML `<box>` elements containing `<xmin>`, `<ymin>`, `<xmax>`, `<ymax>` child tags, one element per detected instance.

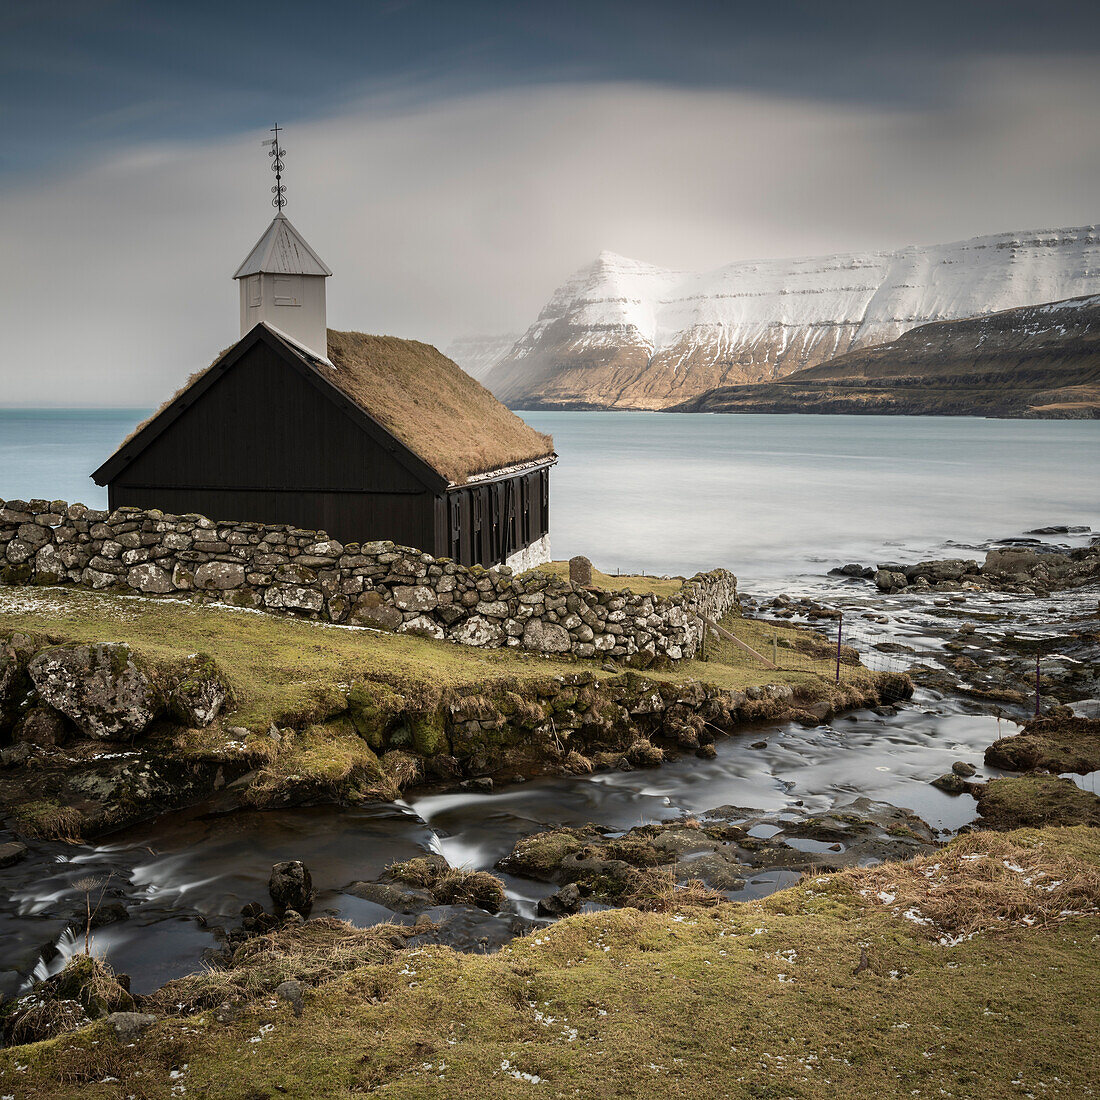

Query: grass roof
<box><xmin>324</xmin><ymin>330</ymin><xmax>553</xmax><ymax>484</ymax></box>
<box><xmin>106</xmin><ymin>327</ymin><xmax>554</xmax><ymax>487</ymax></box>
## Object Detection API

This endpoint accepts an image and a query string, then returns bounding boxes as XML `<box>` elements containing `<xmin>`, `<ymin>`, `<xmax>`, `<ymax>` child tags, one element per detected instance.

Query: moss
<box><xmin>409</xmin><ymin>710</ymin><xmax>449</xmax><ymax>756</ymax></box>
<box><xmin>345</xmin><ymin>681</ymin><xmax>405</xmax><ymax>749</ymax></box>
<box><xmin>386</xmin><ymin>858</ymin><xmax>506</xmax><ymax>912</ymax></box>
<box><xmin>7</xmin><ymin>828</ymin><xmax>1100</xmax><ymax>1098</ymax></box>
<box><xmin>243</xmin><ymin>718</ymin><xmax>382</xmax><ymax>808</ymax></box>
<box><xmin>13</xmin><ymin>799</ymin><xmax>85</xmax><ymax>841</ymax></box>
<box><xmin>501</xmin><ymin>827</ymin><xmax>595</xmax><ymax>878</ymax></box>
<box><xmin>976</xmin><ymin>775</ymin><xmax>1100</xmax><ymax>830</ymax></box>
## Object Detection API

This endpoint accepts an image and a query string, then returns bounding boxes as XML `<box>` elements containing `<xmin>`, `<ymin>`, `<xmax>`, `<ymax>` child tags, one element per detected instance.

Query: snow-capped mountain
<box><xmin>482</xmin><ymin>225</ymin><xmax>1100</xmax><ymax>409</ymax></box>
<box><xmin>677</xmin><ymin>293</ymin><xmax>1100</xmax><ymax>418</ymax></box>
<box><xmin>444</xmin><ymin>333</ymin><xmax>521</xmax><ymax>382</ymax></box>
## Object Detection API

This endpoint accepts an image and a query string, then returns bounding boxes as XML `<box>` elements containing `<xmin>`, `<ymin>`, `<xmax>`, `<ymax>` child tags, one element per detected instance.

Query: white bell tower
<box><xmin>232</xmin><ymin>126</ymin><xmax>332</xmax><ymax>358</ymax></box>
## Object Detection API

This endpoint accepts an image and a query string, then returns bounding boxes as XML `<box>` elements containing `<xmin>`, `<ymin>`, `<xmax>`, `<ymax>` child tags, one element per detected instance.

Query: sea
<box><xmin>2</xmin><ymin>408</ymin><xmax>1097</xmax><ymax>587</ymax></box>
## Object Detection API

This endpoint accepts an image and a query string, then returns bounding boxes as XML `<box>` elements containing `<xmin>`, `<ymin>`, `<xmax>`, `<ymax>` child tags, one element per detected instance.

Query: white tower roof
<box><xmin>233</xmin><ymin>213</ymin><xmax>333</xmax><ymax>279</ymax></box>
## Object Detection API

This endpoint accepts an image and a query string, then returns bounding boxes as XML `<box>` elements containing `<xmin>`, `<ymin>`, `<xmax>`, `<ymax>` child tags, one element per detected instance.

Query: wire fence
<box><xmin>713</xmin><ymin>587</ymin><xmax>1100</xmax><ymax>713</ymax></box>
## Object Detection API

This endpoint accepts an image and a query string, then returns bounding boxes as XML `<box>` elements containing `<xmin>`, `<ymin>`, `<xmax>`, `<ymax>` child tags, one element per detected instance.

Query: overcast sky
<box><xmin>2</xmin><ymin>0</ymin><xmax>1099</xmax><ymax>406</ymax></box>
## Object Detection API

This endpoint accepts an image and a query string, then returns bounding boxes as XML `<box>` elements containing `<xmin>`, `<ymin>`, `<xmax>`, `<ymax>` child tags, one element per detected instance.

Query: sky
<box><xmin>2</xmin><ymin>0</ymin><xmax>1099</xmax><ymax>406</ymax></box>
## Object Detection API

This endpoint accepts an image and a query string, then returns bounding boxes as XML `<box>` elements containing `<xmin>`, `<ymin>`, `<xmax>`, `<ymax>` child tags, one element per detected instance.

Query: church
<box><xmin>92</xmin><ymin>145</ymin><xmax>555</xmax><ymax>571</ymax></box>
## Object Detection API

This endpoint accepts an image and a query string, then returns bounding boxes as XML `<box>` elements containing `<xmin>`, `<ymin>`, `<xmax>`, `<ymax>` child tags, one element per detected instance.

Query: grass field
<box><xmin>3</xmin><ymin>826</ymin><xmax>1097</xmax><ymax>1098</ymax></box>
<box><xmin>0</xmin><ymin>585</ymin><xmax>865</xmax><ymax>732</ymax></box>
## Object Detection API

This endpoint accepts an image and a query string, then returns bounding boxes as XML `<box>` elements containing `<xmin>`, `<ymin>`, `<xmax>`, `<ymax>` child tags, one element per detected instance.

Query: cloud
<box><xmin>1</xmin><ymin>58</ymin><xmax>1097</xmax><ymax>406</ymax></box>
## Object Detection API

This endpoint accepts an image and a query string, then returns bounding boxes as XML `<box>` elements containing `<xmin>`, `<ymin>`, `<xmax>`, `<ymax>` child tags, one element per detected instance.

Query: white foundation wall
<box><xmin>505</xmin><ymin>534</ymin><xmax>551</xmax><ymax>574</ymax></box>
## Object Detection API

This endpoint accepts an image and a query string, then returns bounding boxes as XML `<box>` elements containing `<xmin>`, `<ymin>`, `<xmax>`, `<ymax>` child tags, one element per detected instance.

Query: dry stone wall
<box><xmin>0</xmin><ymin>498</ymin><xmax>737</xmax><ymax>663</ymax></box>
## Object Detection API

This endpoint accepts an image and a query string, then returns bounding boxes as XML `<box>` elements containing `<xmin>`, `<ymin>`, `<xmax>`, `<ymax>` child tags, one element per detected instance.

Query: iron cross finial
<box><xmin>262</xmin><ymin>123</ymin><xmax>287</xmax><ymax>211</ymax></box>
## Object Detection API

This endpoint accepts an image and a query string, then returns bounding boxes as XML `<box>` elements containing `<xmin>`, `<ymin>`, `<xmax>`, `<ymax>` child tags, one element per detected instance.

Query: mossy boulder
<box><xmin>1</xmin><ymin>954</ymin><xmax>133</xmax><ymax>1044</ymax></box>
<box><xmin>985</xmin><ymin>716</ymin><xmax>1100</xmax><ymax>775</ymax></box>
<box><xmin>347</xmin><ymin>681</ymin><xmax>406</xmax><ymax>750</ymax></box>
<box><xmin>976</xmin><ymin>775</ymin><xmax>1100</xmax><ymax>830</ymax></box>
<box><xmin>164</xmin><ymin>652</ymin><xmax>233</xmax><ymax>727</ymax></box>
<box><xmin>499</xmin><ymin>826</ymin><xmax>603</xmax><ymax>880</ymax></box>
<box><xmin>27</xmin><ymin>643</ymin><xmax>159</xmax><ymax>740</ymax></box>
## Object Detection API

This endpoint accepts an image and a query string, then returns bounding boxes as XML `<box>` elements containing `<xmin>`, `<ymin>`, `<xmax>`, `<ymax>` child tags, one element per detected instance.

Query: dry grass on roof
<box><xmin>324</xmin><ymin>329</ymin><xmax>554</xmax><ymax>483</ymax></box>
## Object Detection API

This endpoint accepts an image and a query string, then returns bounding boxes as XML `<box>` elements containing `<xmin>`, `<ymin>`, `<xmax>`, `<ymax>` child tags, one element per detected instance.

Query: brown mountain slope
<box><xmin>673</xmin><ymin>296</ymin><xmax>1100</xmax><ymax>419</ymax></box>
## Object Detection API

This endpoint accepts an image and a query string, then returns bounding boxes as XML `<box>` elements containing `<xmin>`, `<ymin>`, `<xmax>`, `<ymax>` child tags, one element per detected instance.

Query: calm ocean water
<box><xmin>1</xmin><ymin>408</ymin><xmax>1097</xmax><ymax>586</ymax></box>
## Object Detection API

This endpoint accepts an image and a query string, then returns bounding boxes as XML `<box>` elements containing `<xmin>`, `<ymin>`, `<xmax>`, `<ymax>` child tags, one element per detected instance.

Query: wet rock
<box><xmin>348</xmin><ymin>855</ymin><xmax>505</xmax><ymax>914</ymax></box>
<box><xmin>932</xmin><ymin>772</ymin><xmax>969</xmax><ymax>794</ymax></box>
<box><xmin>0</xmin><ymin>840</ymin><xmax>28</xmax><ymax>867</ymax></box>
<box><xmin>695</xmin><ymin>744</ymin><xmax>718</xmax><ymax>760</ymax></box>
<box><xmin>105</xmin><ymin>1011</ymin><xmax>157</xmax><ymax>1042</ymax></box>
<box><xmin>269</xmin><ymin>860</ymin><xmax>314</xmax><ymax>917</ymax></box>
<box><xmin>874</xmin><ymin>569</ymin><xmax>908</xmax><ymax>593</ymax></box>
<box><xmin>13</xmin><ymin>706</ymin><xmax>68</xmax><ymax>746</ymax></box>
<box><xmin>985</xmin><ymin>715</ymin><xmax>1100</xmax><ymax>775</ymax></box>
<box><xmin>345</xmin><ymin>879</ymin><xmax>436</xmax><ymax>913</ymax></box>
<box><xmin>951</xmin><ymin>761</ymin><xmax>977</xmax><ymax>777</ymax></box>
<box><xmin>28</xmin><ymin>643</ymin><xmax>158</xmax><ymax>740</ymax></box>
<box><xmin>537</xmin><ymin>882</ymin><xmax>583</xmax><ymax>917</ymax></box>
<box><xmin>459</xmin><ymin>776</ymin><xmax>494</xmax><ymax>793</ymax></box>
<box><xmin>750</xmin><ymin>740</ymin><xmax>768</xmax><ymax>749</ymax></box>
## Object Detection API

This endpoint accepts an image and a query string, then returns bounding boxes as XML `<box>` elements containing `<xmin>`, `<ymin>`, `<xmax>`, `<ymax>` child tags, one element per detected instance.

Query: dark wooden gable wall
<box><xmin>109</xmin><ymin>338</ymin><xmax>439</xmax><ymax>547</ymax></box>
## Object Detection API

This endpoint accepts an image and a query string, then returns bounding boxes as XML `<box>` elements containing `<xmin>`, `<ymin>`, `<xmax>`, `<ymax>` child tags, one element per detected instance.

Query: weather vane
<box><xmin>261</xmin><ymin>123</ymin><xmax>287</xmax><ymax>211</ymax></box>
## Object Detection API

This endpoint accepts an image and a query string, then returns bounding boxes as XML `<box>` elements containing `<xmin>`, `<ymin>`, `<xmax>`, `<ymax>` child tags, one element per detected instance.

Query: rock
<box><xmin>28</xmin><ymin>643</ymin><xmax>158</xmax><ymax>740</ymax></box>
<box><xmin>269</xmin><ymin>860</ymin><xmax>314</xmax><ymax>916</ymax></box>
<box><xmin>1026</xmin><ymin>525</ymin><xmax>1089</xmax><ymax>535</ymax></box>
<box><xmin>951</xmin><ymin>760</ymin><xmax>977</xmax><ymax>777</ymax></box>
<box><xmin>0</xmin><ymin>840</ymin><xmax>28</xmax><ymax>868</ymax></box>
<box><xmin>105</xmin><ymin>1011</ymin><xmax>157</xmax><ymax>1042</ymax></box>
<box><xmin>344</xmin><ymin>879</ymin><xmax>436</xmax><ymax>913</ymax></box>
<box><xmin>537</xmin><ymin>882</ymin><xmax>583</xmax><ymax>917</ymax></box>
<box><xmin>193</xmin><ymin>561</ymin><xmax>246</xmax><ymax>590</ymax></box>
<box><xmin>392</xmin><ymin>585</ymin><xmax>438</xmax><ymax>612</ymax></box>
<box><xmin>625</xmin><ymin>738</ymin><xmax>663</xmax><ymax>767</ymax></box>
<box><xmin>450</xmin><ymin>615</ymin><xmax>504</xmax><ymax>647</ymax></box>
<box><xmin>0</xmin><ymin>642</ymin><xmax>30</xmax><ymax>726</ymax></box>
<box><xmin>352</xmin><ymin>598</ymin><xmax>404</xmax><ymax>631</ymax></box>
<box><xmin>459</xmin><ymin>776</ymin><xmax>494</xmax><ymax>793</ymax></box>
<box><xmin>874</xmin><ymin>569</ymin><xmax>908</xmax><ymax>592</ymax></box>
<box><xmin>275</xmin><ymin>979</ymin><xmax>304</xmax><ymax>1017</ymax></box>
<box><xmin>125</xmin><ymin>562</ymin><xmax>174</xmax><ymax>593</ymax></box>
<box><xmin>522</xmin><ymin>618</ymin><xmax>571</xmax><ymax>653</ymax></box>
<box><xmin>931</xmin><ymin>772</ymin><xmax>968</xmax><ymax>794</ymax></box>
<box><xmin>569</xmin><ymin>556</ymin><xmax>593</xmax><ymax>586</ymax></box>
<box><xmin>976</xmin><ymin>775</ymin><xmax>1100</xmax><ymax>829</ymax></box>
<box><xmin>0</xmin><ymin>743</ymin><xmax>32</xmax><ymax>767</ymax></box>
<box><xmin>750</xmin><ymin>740</ymin><xmax>767</xmax><ymax>750</ymax></box>
<box><xmin>14</xmin><ymin>705</ymin><xmax>69</xmax><ymax>746</ymax></box>
<box><xmin>398</xmin><ymin>615</ymin><xmax>445</xmax><ymax>640</ymax></box>
<box><xmin>165</xmin><ymin>655</ymin><xmax>232</xmax><ymax>727</ymax></box>
<box><xmin>695</xmin><ymin>744</ymin><xmax>718</xmax><ymax>759</ymax></box>
<box><xmin>985</xmin><ymin>716</ymin><xmax>1100</xmax><ymax>775</ymax></box>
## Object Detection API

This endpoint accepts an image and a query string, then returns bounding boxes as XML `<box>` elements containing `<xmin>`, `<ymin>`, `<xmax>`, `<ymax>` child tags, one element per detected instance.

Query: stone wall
<box><xmin>0</xmin><ymin>498</ymin><xmax>737</xmax><ymax>663</ymax></box>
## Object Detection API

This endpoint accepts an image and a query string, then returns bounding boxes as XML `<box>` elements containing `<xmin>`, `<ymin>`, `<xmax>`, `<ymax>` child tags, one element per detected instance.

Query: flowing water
<box><xmin>1</xmin><ymin>409</ymin><xmax>1098</xmax><ymax>995</ymax></box>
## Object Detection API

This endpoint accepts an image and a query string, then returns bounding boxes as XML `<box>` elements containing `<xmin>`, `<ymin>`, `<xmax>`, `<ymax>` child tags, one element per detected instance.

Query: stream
<box><xmin>1</xmin><ymin>524</ymin><xmax>1097</xmax><ymax>999</ymax></box>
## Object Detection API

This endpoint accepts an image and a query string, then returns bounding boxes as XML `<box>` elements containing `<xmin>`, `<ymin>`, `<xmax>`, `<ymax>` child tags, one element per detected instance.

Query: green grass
<box><xmin>3</xmin><ymin>827</ymin><xmax>1097</xmax><ymax>1098</ymax></box>
<box><xmin>0</xmin><ymin>586</ymin><xmax>860</xmax><ymax>732</ymax></box>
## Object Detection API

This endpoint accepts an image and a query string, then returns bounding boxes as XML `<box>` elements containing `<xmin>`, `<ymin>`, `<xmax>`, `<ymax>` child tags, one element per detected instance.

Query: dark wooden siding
<box><xmin>443</xmin><ymin>467</ymin><xmax>550</xmax><ymax>567</ymax></box>
<box><xmin>109</xmin><ymin>340</ymin><xmax>436</xmax><ymax>547</ymax></box>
